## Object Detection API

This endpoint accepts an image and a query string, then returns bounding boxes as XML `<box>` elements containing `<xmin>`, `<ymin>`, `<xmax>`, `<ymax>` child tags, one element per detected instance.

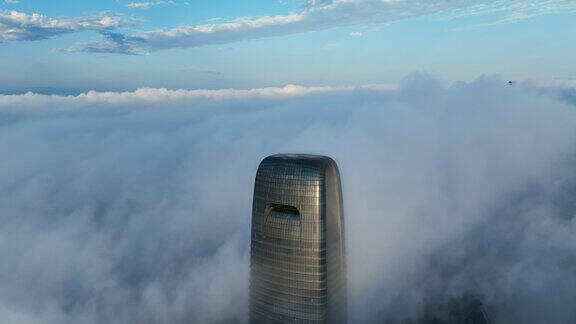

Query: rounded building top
<box><xmin>267</xmin><ymin>153</ymin><xmax>336</xmax><ymax>165</ymax></box>
<box><xmin>257</xmin><ymin>154</ymin><xmax>339</xmax><ymax>180</ymax></box>
<box><xmin>271</xmin><ymin>153</ymin><xmax>331</xmax><ymax>159</ymax></box>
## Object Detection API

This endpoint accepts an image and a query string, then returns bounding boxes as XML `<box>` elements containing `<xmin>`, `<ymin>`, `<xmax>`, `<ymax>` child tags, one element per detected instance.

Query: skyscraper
<box><xmin>250</xmin><ymin>154</ymin><xmax>346</xmax><ymax>323</ymax></box>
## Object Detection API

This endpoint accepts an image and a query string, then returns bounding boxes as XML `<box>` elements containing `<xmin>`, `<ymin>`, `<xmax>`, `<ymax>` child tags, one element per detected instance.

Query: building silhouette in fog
<box><xmin>250</xmin><ymin>154</ymin><xmax>346</xmax><ymax>323</ymax></box>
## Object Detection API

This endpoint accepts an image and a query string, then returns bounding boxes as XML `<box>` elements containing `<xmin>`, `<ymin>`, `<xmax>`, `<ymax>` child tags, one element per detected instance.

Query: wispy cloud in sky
<box><xmin>446</xmin><ymin>0</ymin><xmax>576</xmax><ymax>24</ymax></box>
<box><xmin>72</xmin><ymin>0</ymin><xmax>493</xmax><ymax>54</ymax></box>
<box><xmin>67</xmin><ymin>0</ymin><xmax>574</xmax><ymax>55</ymax></box>
<box><xmin>0</xmin><ymin>10</ymin><xmax>136</xmax><ymax>41</ymax></box>
<box><xmin>125</xmin><ymin>1</ymin><xmax>175</xmax><ymax>10</ymax></box>
<box><xmin>0</xmin><ymin>0</ymin><xmax>573</xmax><ymax>54</ymax></box>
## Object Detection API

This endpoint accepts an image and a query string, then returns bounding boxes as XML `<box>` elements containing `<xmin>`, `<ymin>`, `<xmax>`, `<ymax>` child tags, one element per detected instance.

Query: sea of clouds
<box><xmin>1</xmin><ymin>74</ymin><xmax>576</xmax><ymax>323</ymax></box>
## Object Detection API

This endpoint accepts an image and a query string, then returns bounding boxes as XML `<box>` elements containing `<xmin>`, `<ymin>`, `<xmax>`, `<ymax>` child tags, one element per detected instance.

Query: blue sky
<box><xmin>1</xmin><ymin>0</ymin><xmax>575</xmax><ymax>93</ymax></box>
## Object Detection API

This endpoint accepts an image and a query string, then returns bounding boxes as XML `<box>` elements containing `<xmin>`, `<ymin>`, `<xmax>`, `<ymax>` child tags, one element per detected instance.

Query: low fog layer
<box><xmin>1</xmin><ymin>75</ymin><xmax>576</xmax><ymax>323</ymax></box>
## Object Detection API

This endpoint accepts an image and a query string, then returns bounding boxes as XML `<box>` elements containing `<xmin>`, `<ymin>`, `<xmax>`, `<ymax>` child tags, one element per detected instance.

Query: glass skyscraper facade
<box><xmin>250</xmin><ymin>154</ymin><xmax>346</xmax><ymax>323</ymax></box>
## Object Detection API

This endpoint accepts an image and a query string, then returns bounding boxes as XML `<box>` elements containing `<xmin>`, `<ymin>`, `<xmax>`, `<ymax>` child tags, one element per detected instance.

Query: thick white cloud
<box><xmin>0</xmin><ymin>10</ymin><xmax>136</xmax><ymax>41</ymax></box>
<box><xmin>0</xmin><ymin>84</ymin><xmax>391</xmax><ymax>108</ymax></box>
<box><xmin>1</xmin><ymin>74</ymin><xmax>576</xmax><ymax>323</ymax></box>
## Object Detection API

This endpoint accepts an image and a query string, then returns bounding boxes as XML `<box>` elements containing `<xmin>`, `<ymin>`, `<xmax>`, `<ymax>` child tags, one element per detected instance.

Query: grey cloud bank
<box><xmin>1</xmin><ymin>75</ymin><xmax>576</xmax><ymax>323</ymax></box>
